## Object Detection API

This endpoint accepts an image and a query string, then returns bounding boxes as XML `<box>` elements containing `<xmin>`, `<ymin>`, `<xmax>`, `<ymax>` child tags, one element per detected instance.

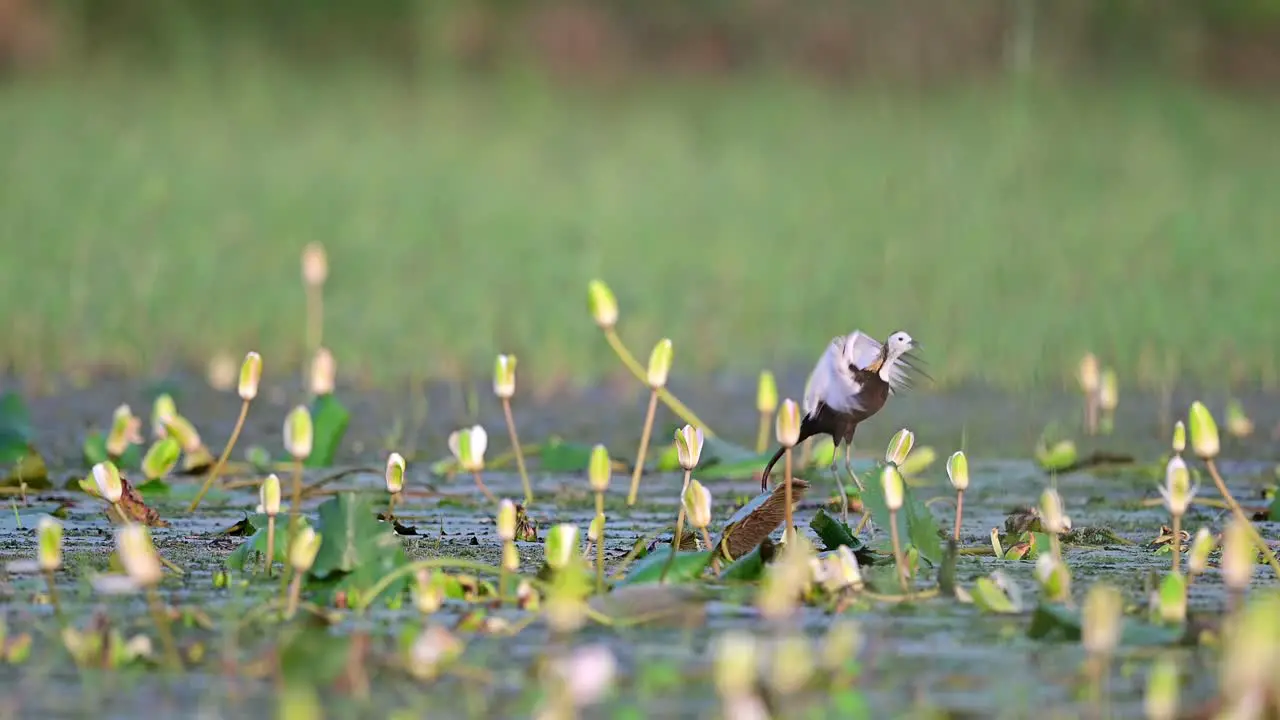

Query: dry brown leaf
<box><xmin>713</xmin><ymin>478</ymin><xmax>809</xmax><ymax>561</ymax></box>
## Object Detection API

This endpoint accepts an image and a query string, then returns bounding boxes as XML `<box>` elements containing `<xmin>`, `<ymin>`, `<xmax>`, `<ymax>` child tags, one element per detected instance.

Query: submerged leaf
<box><xmin>305</xmin><ymin>394</ymin><xmax>350</xmax><ymax>468</ymax></box>
<box><xmin>712</xmin><ymin>479</ymin><xmax>810</xmax><ymax>561</ymax></box>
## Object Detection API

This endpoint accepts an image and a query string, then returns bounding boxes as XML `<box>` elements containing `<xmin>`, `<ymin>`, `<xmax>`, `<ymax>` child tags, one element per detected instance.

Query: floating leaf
<box><xmin>588</xmin><ymin>584</ymin><xmax>709</xmax><ymax>627</ymax></box>
<box><xmin>134</xmin><ymin>479</ymin><xmax>172</xmax><ymax>497</ymax></box>
<box><xmin>808</xmin><ymin>509</ymin><xmax>875</xmax><ymax>565</ymax></box>
<box><xmin>1027</xmin><ymin>603</ymin><xmax>1186</xmax><ymax>646</ymax></box>
<box><xmin>308</xmin><ymin>493</ymin><xmax>410</xmax><ymax>605</ymax></box>
<box><xmin>620</xmin><ymin>550</ymin><xmax>713</xmax><ymax>586</ymax></box>
<box><xmin>225</xmin><ymin>514</ymin><xmax>313</xmax><ymax>571</ymax></box>
<box><xmin>712</xmin><ymin>479</ymin><xmax>810</xmax><ymax>561</ymax></box>
<box><xmin>653</xmin><ymin>443</ymin><xmax>682</xmax><ymax>472</ymax></box>
<box><xmin>860</xmin><ymin>461</ymin><xmax>943</xmax><ymax>565</ymax></box>
<box><xmin>0</xmin><ymin>391</ymin><xmax>33</xmax><ymax>465</ymax></box>
<box><xmin>971</xmin><ymin>576</ymin><xmax>1020</xmax><ymax>614</ymax></box>
<box><xmin>1035</xmin><ymin>439</ymin><xmax>1078</xmax><ymax>473</ymax></box>
<box><xmin>538</xmin><ymin>437</ymin><xmax>596</xmax><ymax>472</ymax></box>
<box><xmin>82</xmin><ymin>432</ymin><xmax>143</xmax><ymax>471</ymax></box>
<box><xmin>305</xmin><ymin>394</ymin><xmax>350</xmax><ymax>468</ymax></box>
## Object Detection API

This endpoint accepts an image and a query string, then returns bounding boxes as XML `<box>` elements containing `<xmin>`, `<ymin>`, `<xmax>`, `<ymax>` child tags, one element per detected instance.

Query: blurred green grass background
<box><xmin>3</xmin><ymin>1</ymin><xmax>1280</xmax><ymax>393</ymax></box>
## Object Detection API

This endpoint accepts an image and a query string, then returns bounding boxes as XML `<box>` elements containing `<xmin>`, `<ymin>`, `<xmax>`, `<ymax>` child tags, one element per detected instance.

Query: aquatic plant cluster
<box><xmin>1</xmin><ymin>243</ymin><xmax>1279</xmax><ymax>718</ymax></box>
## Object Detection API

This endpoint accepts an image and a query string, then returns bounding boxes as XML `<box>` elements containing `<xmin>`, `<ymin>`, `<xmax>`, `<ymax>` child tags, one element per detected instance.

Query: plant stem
<box><xmin>1171</xmin><ymin>513</ymin><xmax>1181</xmax><ymax>573</ymax></box>
<box><xmin>499</xmin><ymin>542</ymin><xmax>511</xmax><ymax>604</ymax></box>
<box><xmin>755</xmin><ymin>412</ymin><xmax>769</xmax><ymax>454</ymax></box>
<box><xmin>602</xmin><ymin>327</ymin><xmax>715</xmax><ymax>436</ymax></box>
<box><xmin>43</xmin><ymin>569</ymin><xmax>65</xmax><ymax>628</ymax></box>
<box><xmin>953</xmin><ymin>490</ymin><xmax>965</xmax><ymax>542</ymax></box>
<box><xmin>627</xmin><ymin>390</ymin><xmax>659</xmax><ymax>506</ymax></box>
<box><xmin>386</xmin><ymin>493</ymin><xmax>397</xmax><ymax>523</ymax></box>
<box><xmin>264</xmin><ymin>516</ymin><xmax>276</xmax><ymax>577</ymax></box>
<box><xmin>147</xmin><ymin>585</ymin><xmax>182</xmax><ymax>672</ymax></box>
<box><xmin>306</xmin><ymin>284</ymin><xmax>323</xmax><ymax>359</ymax></box>
<box><xmin>471</xmin><ymin>470</ymin><xmax>496</xmax><ymax>503</ymax></box>
<box><xmin>1084</xmin><ymin>393</ymin><xmax>1098</xmax><ymax>435</ymax></box>
<box><xmin>501</xmin><ymin>397</ymin><xmax>534</xmax><ymax>506</ymax></box>
<box><xmin>595</xmin><ymin>493</ymin><xmax>606</xmax><ymax>594</ymax></box>
<box><xmin>188</xmin><ymin>399</ymin><xmax>250</xmax><ymax>512</ymax></box>
<box><xmin>888</xmin><ymin>509</ymin><xmax>908</xmax><ymax>593</ymax></box>
<box><xmin>356</xmin><ymin>558</ymin><xmax>520</xmax><ymax>616</ymax></box>
<box><xmin>1205</xmin><ymin>458</ymin><xmax>1280</xmax><ymax>577</ymax></box>
<box><xmin>659</xmin><ymin>470</ymin><xmax>692</xmax><ymax>582</ymax></box>
<box><xmin>783</xmin><ymin>447</ymin><xmax>795</xmax><ymax>545</ymax></box>
<box><xmin>286</xmin><ymin>572</ymin><xmax>303</xmax><ymax>619</ymax></box>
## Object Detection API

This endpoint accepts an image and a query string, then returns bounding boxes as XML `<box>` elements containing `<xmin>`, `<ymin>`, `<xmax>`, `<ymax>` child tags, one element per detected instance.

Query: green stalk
<box><xmin>1206</xmin><ymin>458</ymin><xmax>1280</xmax><ymax>577</ymax></box>
<box><xmin>188</xmin><ymin>399</ymin><xmax>250</xmax><ymax>512</ymax></box>
<box><xmin>627</xmin><ymin>390</ymin><xmax>659</xmax><ymax>506</ymax></box>
<box><xmin>595</xmin><ymin>493</ymin><xmax>606</xmax><ymax>594</ymax></box>
<box><xmin>603</xmin><ymin>328</ymin><xmax>715</xmax><ymax>436</ymax></box>
<box><xmin>502</xmin><ymin>398</ymin><xmax>534</xmax><ymax>506</ymax></box>
<box><xmin>659</xmin><ymin>470</ymin><xmax>692</xmax><ymax>582</ymax></box>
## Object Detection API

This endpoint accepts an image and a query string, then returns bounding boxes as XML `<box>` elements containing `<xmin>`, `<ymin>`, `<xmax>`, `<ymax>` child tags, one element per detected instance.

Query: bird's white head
<box><xmin>884</xmin><ymin>331</ymin><xmax>917</xmax><ymax>361</ymax></box>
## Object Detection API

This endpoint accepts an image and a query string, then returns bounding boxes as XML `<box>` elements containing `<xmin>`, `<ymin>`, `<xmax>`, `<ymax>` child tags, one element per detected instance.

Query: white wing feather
<box><xmin>803</xmin><ymin>335</ymin><xmax>867</xmax><ymax>417</ymax></box>
<box><xmin>843</xmin><ymin>331</ymin><xmax>884</xmax><ymax>371</ymax></box>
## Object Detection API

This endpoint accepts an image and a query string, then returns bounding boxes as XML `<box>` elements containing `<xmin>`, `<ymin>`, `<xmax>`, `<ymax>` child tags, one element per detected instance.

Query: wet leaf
<box><xmin>718</xmin><ymin>537</ymin><xmax>776</xmax><ymax>581</ymax></box>
<box><xmin>712</xmin><ymin>479</ymin><xmax>809</xmax><ymax>561</ymax></box>
<box><xmin>279</xmin><ymin>622</ymin><xmax>350</xmax><ymax>687</ymax></box>
<box><xmin>308</xmin><ymin>493</ymin><xmax>410</xmax><ymax>605</ymax></box>
<box><xmin>305</xmin><ymin>394</ymin><xmax>350</xmax><ymax>468</ymax></box>
<box><xmin>620</xmin><ymin>550</ymin><xmax>713</xmax><ymax>585</ymax></box>
<box><xmin>538</xmin><ymin>437</ymin><xmax>595</xmax><ymax>472</ymax></box>
<box><xmin>1035</xmin><ymin>439</ymin><xmax>1078</xmax><ymax>473</ymax></box>
<box><xmin>1027</xmin><ymin>603</ymin><xmax>1187</xmax><ymax>646</ymax></box>
<box><xmin>134</xmin><ymin>479</ymin><xmax>172</xmax><ymax>497</ymax></box>
<box><xmin>225</xmin><ymin>513</ymin><xmax>312</xmax><ymax>571</ymax></box>
<box><xmin>971</xmin><ymin>577</ymin><xmax>1020</xmax><ymax>614</ymax></box>
<box><xmin>809</xmin><ymin>509</ymin><xmax>873</xmax><ymax>564</ymax></box>
<box><xmin>0</xmin><ymin>453</ymin><xmax>49</xmax><ymax>489</ymax></box>
<box><xmin>142</xmin><ymin>437</ymin><xmax>182</xmax><ymax>480</ymax></box>
<box><xmin>0</xmin><ymin>391</ymin><xmax>33</xmax><ymax>465</ymax></box>
<box><xmin>653</xmin><ymin>443</ymin><xmax>682</xmax><ymax>472</ymax></box>
<box><xmin>861</xmin><ymin>461</ymin><xmax>942</xmax><ymax>565</ymax></box>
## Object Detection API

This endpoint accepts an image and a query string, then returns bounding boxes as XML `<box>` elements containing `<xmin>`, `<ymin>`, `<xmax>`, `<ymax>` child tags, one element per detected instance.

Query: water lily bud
<box><xmin>1081</xmin><ymin>583</ymin><xmax>1124</xmax><ymax>656</ymax></box>
<box><xmin>385</xmin><ymin>452</ymin><xmax>406</xmax><ymax>495</ymax></box>
<box><xmin>493</xmin><ymin>354</ymin><xmax>517</xmax><ymax>399</ymax></box>
<box><xmin>1221</xmin><ymin>518</ymin><xmax>1254</xmax><ymax>591</ymax></box>
<box><xmin>413</xmin><ymin>569</ymin><xmax>443</xmax><ymax>614</ymax></box>
<box><xmin>713</xmin><ymin>632</ymin><xmax>758</xmax><ymax>699</ymax></box>
<box><xmin>503</xmin><ymin>542</ymin><xmax>520</xmax><ymax>572</ymax></box>
<box><xmin>588</xmin><ymin>444</ymin><xmax>611</xmax><ymax>492</ymax></box>
<box><xmin>162</xmin><ymin>414</ymin><xmax>203</xmax><ymax>453</ymax></box>
<box><xmin>1156</xmin><ymin>571</ymin><xmax>1186</xmax><ymax>624</ymax></box>
<box><xmin>1144</xmin><ymin>656</ymin><xmax>1180</xmax><ymax>720</ymax></box>
<box><xmin>881</xmin><ymin>464</ymin><xmax>904</xmax><ymax>512</ymax></box>
<box><xmin>756</xmin><ymin>371</ymin><xmax>778</xmax><ymax>414</ymax></box>
<box><xmin>37</xmin><ymin>516</ymin><xmax>62</xmax><ymax>572</ymax></box>
<box><xmin>775</xmin><ymin>399</ymin><xmax>801</xmax><ymax>448</ymax></box>
<box><xmin>646</xmin><ymin>338</ymin><xmax>673</xmax><ymax>389</ymax></box>
<box><xmin>288</xmin><ymin>527</ymin><xmax>322</xmax><ymax>572</ymax></box>
<box><xmin>884</xmin><ymin>428</ymin><xmax>915</xmax><ymax>466</ymax></box>
<box><xmin>683</xmin><ymin>479</ymin><xmax>712</xmax><ymax>529</ymax></box>
<box><xmin>1171</xmin><ymin>421</ymin><xmax>1186</xmax><ymax>454</ymax></box>
<box><xmin>1159</xmin><ymin>455</ymin><xmax>1195</xmax><ymax>517</ymax></box>
<box><xmin>238</xmin><ymin>351</ymin><xmax>262</xmax><ymax>402</ymax></box>
<box><xmin>92</xmin><ymin>461</ymin><xmax>123</xmax><ymax>504</ymax></box>
<box><xmin>260</xmin><ymin>474</ymin><xmax>282</xmax><ymax>516</ymax></box>
<box><xmin>769</xmin><ymin>634</ymin><xmax>814</xmax><ymax>696</ymax></box>
<box><xmin>946</xmin><ymin>450</ymin><xmax>969</xmax><ymax>491</ymax></box>
<box><xmin>1098</xmin><ymin>369</ymin><xmax>1118</xmax><ymax>411</ymax></box>
<box><xmin>117</xmin><ymin>525</ymin><xmax>163</xmax><ymax>587</ymax></box>
<box><xmin>1187</xmin><ymin>527</ymin><xmax>1215</xmax><ymax>576</ymax></box>
<box><xmin>301</xmin><ymin>242</ymin><xmax>328</xmax><ymax>287</ymax></box>
<box><xmin>674</xmin><ymin>425</ymin><xmax>704</xmax><ymax>471</ymax></box>
<box><xmin>107</xmin><ymin>404</ymin><xmax>141</xmax><ymax>457</ymax></box>
<box><xmin>1035</xmin><ymin>553</ymin><xmax>1071</xmax><ymax>604</ymax></box>
<box><xmin>587</xmin><ymin>279</ymin><xmax>618</xmax><ymax>329</ymax></box>
<box><xmin>1039</xmin><ymin>488</ymin><xmax>1068</xmax><ymax>534</ymax></box>
<box><xmin>544</xmin><ymin>524</ymin><xmax>579</xmax><ymax>571</ymax></box>
<box><xmin>823</xmin><ymin>545</ymin><xmax>864</xmax><ymax>594</ymax></box>
<box><xmin>549</xmin><ymin>644</ymin><xmax>617</xmax><ymax>708</ymax></box>
<box><xmin>587</xmin><ymin>513</ymin><xmax>604</xmax><ymax>543</ymax></box>
<box><xmin>1226</xmin><ymin>399</ymin><xmax>1253</xmax><ymax>438</ymax></box>
<box><xmin>283</xmin><ymin>405</ymin><xmax>314</xmax><ymax>460</ymax></box>
<box><xmin>447</xmin><ymin>425</ymin><xmax>488</xmax><ymax>472</ymax></box>
<box><xmin>151</xmin><ymin>394</ymin><xmax>177</xmax><ymax>440</ymax></box>
<box><xmin>1078</xmin><ymin>353</ymin><xmax>1100</xmax><ymax>394</ymax></box>
<box><xmin>141</xmin><ymin>437</ymin><xmax>181</xmax><ymax>480</ymax></box>
<box><xmin>1187</xmin><ymin>401</ymin><xmax>1220</xmax><ymax>460</ymax></box>
<box><xmin>309</xmin><ymin>347</ymin><xmax>335</xmax><ymax>396</ymax></box>
<box><xmin>497</xmin><ymin>499</ymin><xmax>517</xmax><ymax>542</ymax></box>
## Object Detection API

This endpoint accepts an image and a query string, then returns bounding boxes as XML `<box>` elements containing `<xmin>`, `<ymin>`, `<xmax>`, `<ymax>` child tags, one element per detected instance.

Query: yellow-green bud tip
<box><xmin>1187</xmin><ymin>401</ymin><xmax>1220</xmax><ymax>460</ymax></box>
<box><xmin>260</xmin><ymin>474</ymin><xmax>282</xmax><ymax>516</ymax></box>
<box><xmin>683</xmin><ymin>479</ymin><xmax>712</xmax><ymax>529</ymax></box>
<box><xmin>1171</xmin><ymin>420</ymin><xmax>1185</xmax><ymax>454</ymax></box>
<box><xmin>116</xmin><ymin>525</ymin><xmax>163</xmax><ymax>587</ymax></box>
<box><xmin>756</xmin><ymin>371</ymin><xmax>778</xmax><ymax>414</ymax></box>
<box><xmin>385</xmin><ymin>452</ymin><xmax>406</xmax><ymax>494</ymax></box>
<box><xmin>884</xmin><ymin>428</ymin><xmax>915</xmax><ymax>466</ymax></box>
<box><xmin>289</xmin><ymin>527</ymin><xmax>323</xmax><ymax>572</ymax></box>
<box><xmin>880</xmin><ymin>464</ymin><xmax>904</xmax><ymax>511</ymax></box>
<box><xmin>283</xmin><ymin>405</ymin><xmax>314</xmax><ymax>460</ymax></box>
<box><xmin>238</xmin><ymin>351</ymin><xmax>263</xmax><ymax>401</ymax></box>
<box><xmin>588</xmin><ymin>444</ymin><xmax>611</xmax><ymax>492</ymax></box>
<box><xmin>646</xmin><ymin>338</ymin><xmax>674</xmax><ymax>389</ymax></box>
<box><xmin>776</xmin><ymin>399</ymin><xmax>801</xmax><ymax>448</ymax></box>
<box><xmin>587</xmin><ymin>280</ymin><xmax>618</xmax><ymax>329</ymax></box>
<box><xmin>493</xmin><ymin>354</ymin><xmax>517</xmax><ymax>399</ymax></box>
<box><xmin>674</xmin><ymin>425</ymin><xmax>704</xmax><ymax>471</ymax></box>
<box><xmin>496</xmin><ymin>499</ymin><xmax>517</xmax><ymax>542</ymax></box>
<box><xmin>37</xmin><ymin>515</ymin><xmax>63</xmax><ymax>572</ymax></box>
<box><xmin>946</xmin><ymin>450</ymin><xmax>969</xmax><ymax>491</ymax></box>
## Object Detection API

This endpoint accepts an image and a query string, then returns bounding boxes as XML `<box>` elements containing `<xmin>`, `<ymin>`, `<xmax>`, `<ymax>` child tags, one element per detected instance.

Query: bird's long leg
<box><xmin>842</xmin><ymin>442</ymin><xmax>864</xmax><ymax>492</ymax></box>
<box><xmin>830</xmin><ymin>446</ymin><xmax>850</xmax><ymax>525</ymax></box>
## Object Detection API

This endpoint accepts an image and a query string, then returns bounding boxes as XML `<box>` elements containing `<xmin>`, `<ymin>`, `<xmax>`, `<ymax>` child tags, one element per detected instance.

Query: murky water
<box><xmin>1</xmin><ymin>376</ymin><xmax>1277</xmax><ymax>718</ymax></box>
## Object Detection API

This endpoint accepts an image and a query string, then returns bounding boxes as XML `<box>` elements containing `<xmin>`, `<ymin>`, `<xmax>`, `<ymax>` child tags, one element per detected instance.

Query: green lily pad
<box><xmin>225</xmin><ymin>513</ymin><xmax>311</xmax><ymax>571</ymax></box>
<box><xmin>1027</xmin><ymin>602</ymin><xmax>1187</xmax><ymax>646</ymax></box>
<box><xmin>304</xmin><ymin>393</ymin><xmax>350</xmax><ymax>469</ymax></box>
<box><xmin>538</xmin><ymin>437</ymin><xmax>596</xmax><ymax>472</ymax></box>
<box><xmin>808</xmin><ymin>509</ymin><xmax>874</xmax><ymax>564</ymax></box>
<box><xmin>718</xmin><ymin>538</ymin><xmax>776</xmax><ymax>582</ymax></box>
<box><xmin>308</xmin><ymin>492</ymin><xmax>410</xmax><ymax>605</ymax></box>
<box><xmin>81</xmin><ymin>432</ymin><xmax>144</xmax><ymax>471</ymax></box>
<box><xmin>860</xmin><ymin>461</ymin><xmax>943</xmax><ymax>565</ymax></box>
<box><xmin>0</xmin><ymin>391</ymin><xmax>33</xmax><ymax>465</ymax></box>
<box><xmin>620</xmin><ymin>550</ymin><xmax>713</xmax><ymax>585</ymax></box>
